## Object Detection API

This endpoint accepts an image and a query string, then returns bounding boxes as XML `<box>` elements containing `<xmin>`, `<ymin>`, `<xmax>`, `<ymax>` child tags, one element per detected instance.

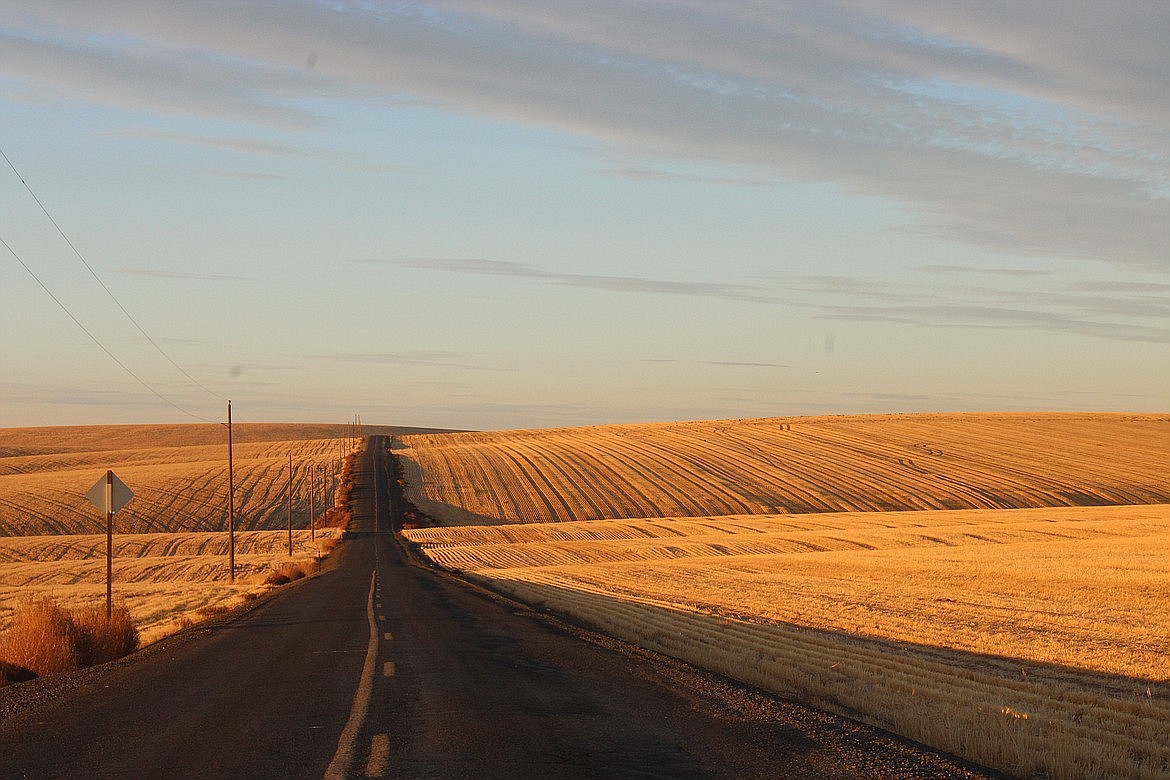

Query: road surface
<box><xmin>0</xmin><ymin>436</ymin><xmax>999</xmax><ymax>779</ymax></box>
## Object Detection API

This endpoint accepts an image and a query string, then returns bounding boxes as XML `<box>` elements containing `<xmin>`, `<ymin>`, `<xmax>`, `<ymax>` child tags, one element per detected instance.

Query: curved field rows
<box><xmin>404</xmin><ymin>503</ymin><xmax>1170</xmax><ymax>779</ymax></box>
<box><xmin>407</xmin><ymin>505</ymin><xmax>1169</xmax><ymax>576</ymax></box>
<box><xmin>406</xmin><ymin>503</ymin><xmax>1170</xmax><ymax>680</ymax></box>
<box><xmin>481</xmin><ymin>575</ymin><xmax>1169</xmax><ymax>780</ymax></box>
<box><xmin>0</xmin><ymin>422</ymin><xmax>405</xmax><ymax>458</ymax></box>
<box><xmin>0</xmin><ymin>529</ymin><xmax>330</xmax><ymax>564</ymax></box>
<box><xmin>0</xmin><ymin>529</ymin><xmax>338</xmax><ymax>645</ymax></box>
<box><xmin>0</xmin><ymin>436</ymin><xmax>353</xmax><ymax>536</ymax></box>
<box><xmin>399</xmin><ymin>413</ymin><xmax>1170</xmax><ymax>525</ymax></box>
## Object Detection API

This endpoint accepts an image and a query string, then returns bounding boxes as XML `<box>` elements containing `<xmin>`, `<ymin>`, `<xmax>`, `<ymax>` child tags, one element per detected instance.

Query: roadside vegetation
<box><xmin>0</xmin><ymin>597</ymin><xmax>138</xmax><ymax>683</ymax></box>
<box><xmin>0</xmin><ymin>424</ymin><xmax>365</xmax><ymax>687</ymax></box>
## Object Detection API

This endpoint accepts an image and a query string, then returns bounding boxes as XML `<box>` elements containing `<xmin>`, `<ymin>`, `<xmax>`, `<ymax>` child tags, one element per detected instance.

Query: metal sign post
<box><xmin>86</xmin><ymin>470</ymin><xmax>133</xmax><ymax>619</ymax></box>
<box><xmin>287</xmin><ymin>453</ymin><xmax>294</xmax><ymax>557</ymax></box>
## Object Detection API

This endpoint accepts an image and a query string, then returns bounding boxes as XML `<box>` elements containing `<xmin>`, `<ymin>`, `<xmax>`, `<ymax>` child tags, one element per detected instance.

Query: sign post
<box><xmin>86</xmin><ymin>470</ymin><xmax>133</xmax><ymax>619</ymax></box>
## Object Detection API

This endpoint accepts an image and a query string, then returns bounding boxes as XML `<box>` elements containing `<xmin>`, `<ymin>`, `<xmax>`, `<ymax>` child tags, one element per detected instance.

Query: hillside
<box><xmin>398</xmin><ymin>412</ymin><xmax>1170</xmax><ymax>525</ymax></box>
<box><xmin>0</xmin><ymin>422</ymin><xmax>449</xmax><ymax>536</ymax></box>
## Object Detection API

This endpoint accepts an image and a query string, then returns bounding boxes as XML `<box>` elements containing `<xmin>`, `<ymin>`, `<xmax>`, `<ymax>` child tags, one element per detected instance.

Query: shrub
<box><xmin>264</xmin><ymin>559</ymin><xmax>319</xmax><ymax>586</ymax></box>
<box><xmin>0</xmin><ymin>597</ymin><xmax>138</xmax><ymax>681</ymax></box>
<box><xmin>0</xmin><ymin>598</ymin><xmax>89</xmax><ymax>677</ymax></box>
<box><xmin>323</xmin><ymin>506</ymin><xmax>351</xmax><ymax>529</ymax></box>
<box><xmin>74</xmin><ymin>604</ymin><xmax>139</xmax><ymax>664</ymax></box>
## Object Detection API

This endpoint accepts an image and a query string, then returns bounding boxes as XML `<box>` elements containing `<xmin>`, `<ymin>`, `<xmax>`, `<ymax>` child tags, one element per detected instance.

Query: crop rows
<box><xmin>405</xmin><ymin>502</ymin><xmax>1170</xmax><ymax>779</ymax></box>
<box><xmin>399</xmin><ymin>413</ymin><xmax>1170</xmax><ymax>525</ymax></box>
<box><xmin>0</xmin><ymin>436</ymin><xmax>351</xmax><ymax>536</ymax></box>
<box><xmin>0</xmin><ymin>529</ymin><xmax>337</xmax><ymax>644</ymax></box>
<box><xmin>479</xmin><ymin>573</ymin><xmax>1168</xmax><ymax>779</ymax></box>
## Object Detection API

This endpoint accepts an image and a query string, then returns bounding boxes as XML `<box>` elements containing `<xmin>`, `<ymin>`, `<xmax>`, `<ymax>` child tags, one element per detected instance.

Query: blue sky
<box><xmin>2</xmin><ymin>1</ymin><xmax>1167</xmax><ymax>430</ymax></box>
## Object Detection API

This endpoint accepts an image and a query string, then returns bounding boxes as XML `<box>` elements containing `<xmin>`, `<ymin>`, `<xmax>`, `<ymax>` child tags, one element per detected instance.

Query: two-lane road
<box><xmin>0</xmin><ymin>436</ymin><xmax>997</xmax><ymax>779</ymax></box>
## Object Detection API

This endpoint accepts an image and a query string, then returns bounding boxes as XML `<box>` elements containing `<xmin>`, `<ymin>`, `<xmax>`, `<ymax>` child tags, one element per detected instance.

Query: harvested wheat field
<box><xmin>0</xmin><ymin>422</ymin><xmax>396</xmax><ymax>652</ymax></box>
<box><xmin>400</xmin><ymin>413</ymin><xmax>1170</xmax><ymax>779</ymax></box>
<box><xmin>0</xmin><ymin>529</ymin><xmax>339</xmax><ymax>646</ymax></box>
<box><xmin>398</xmin><ymin>412</ymin><xmax>1170</xmax><ymax>525</ymax></box>
<box><xmin>0</xmin><ymin>422</ymin><xmax>396</xmax><ymax>535</ymax></box>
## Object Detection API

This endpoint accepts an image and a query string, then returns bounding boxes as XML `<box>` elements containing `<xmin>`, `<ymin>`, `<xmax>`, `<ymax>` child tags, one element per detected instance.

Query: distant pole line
<box><xmin>0</xmin><ymin>145</ymin><xmax>224</xmax><ymax>402</ymax></box>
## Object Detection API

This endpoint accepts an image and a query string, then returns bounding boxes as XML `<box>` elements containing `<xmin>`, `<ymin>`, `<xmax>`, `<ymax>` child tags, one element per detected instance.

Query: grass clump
<box><xmin>0</xmin><ymin>597</ymin><xmax>139</xmax><ymax>684</ymax></box>
<box><xmin>263</xmin><ymin>559</ymin><xmax>318</xmax><ymax>586</ymax></box>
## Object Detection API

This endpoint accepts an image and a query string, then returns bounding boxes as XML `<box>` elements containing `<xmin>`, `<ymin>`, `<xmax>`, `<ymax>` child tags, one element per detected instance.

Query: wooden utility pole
<box><xmin>309</xmin><ymin>463</ymin><xmax>316</xmax><ymax>543</ymax></box>
<box><xmin>287</xmin><ymin>452</ymin><xmax>294</xmax><ymax>557</ymax></box>
<box><xmin>228</xmin><ymin>400</ymin><xmax>236</xmax><ymax>583</ymax></box>
<box><xmin>324</xmin><ymin>464</ymin><xmax>330</xmax><ymax>522</ymax></box>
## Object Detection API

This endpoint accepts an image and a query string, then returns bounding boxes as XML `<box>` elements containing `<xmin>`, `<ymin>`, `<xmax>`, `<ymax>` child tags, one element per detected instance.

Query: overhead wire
<box><xmin>1</xmin><ymin>234</ymin><xmax>218</xmax><ymax>423</ymax></box>
<box><xmin>1</xmin><ymin>145</ymin><xmax>225</xmax><ymax>402</ymax></box>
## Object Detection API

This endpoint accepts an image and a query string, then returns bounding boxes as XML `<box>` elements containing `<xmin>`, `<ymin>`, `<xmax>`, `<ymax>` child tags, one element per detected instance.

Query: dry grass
<box><xmin>400</xmin><ymin>412</ymin><xmax>1170</xmax><ymax>779</ymax></box>
<box><xmin>0</xmin><ymin>597</ymin><xmax>138</xmax><ymax>679</ymax></box>
<box><xmin>406</xmin><ymin>505</ymin><xmax>1170</xmax><ymax>778</ymax></box>
<box><xmin>408</xmin><ymin>504</ymin><xmax>1170</xmax><ymax>679</ymax></box>
<box><xmin>0</xmin><ymin>423</ymin><xmax>363</xmax><ymax>685</ymax></box>
<box><xmin>0</xmin><ymin>529</ymin><xmax>342</xmax><ymax>646</ymax></box>
<box><xmin>399</xmin><ymin>412</ymin><xmax>1170</xmax><ymax>525</ymax></box>
<box><xmin>264</xmin><ymin>559</ymin><xmax>319</xmax><ymax>585</ymax></box>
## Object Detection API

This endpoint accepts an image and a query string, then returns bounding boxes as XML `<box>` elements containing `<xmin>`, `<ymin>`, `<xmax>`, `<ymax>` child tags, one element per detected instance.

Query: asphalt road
<box><xmin>0</xmin><ymin>436</ymin><xmax>1000</xmax><ymax>779</ymax></box>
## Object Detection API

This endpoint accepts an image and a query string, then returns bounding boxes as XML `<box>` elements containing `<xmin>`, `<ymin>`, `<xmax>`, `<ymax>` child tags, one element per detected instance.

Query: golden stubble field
<box><xmin>0</xmin><ymin>423</ymin><xmax>379</xmax><ymax>645</ymax></box>
<box><xmin>398</xmin><ymin>412</ymin><xmax>1170</xmax><ymax>780</ymax></box>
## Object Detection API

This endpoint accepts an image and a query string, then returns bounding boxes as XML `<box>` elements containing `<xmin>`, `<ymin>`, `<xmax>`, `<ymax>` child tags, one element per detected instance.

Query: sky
<box><xmin>2</xmin><ymin>1</ymin><xmax>1167</xmax><ymax>431</ymax></box>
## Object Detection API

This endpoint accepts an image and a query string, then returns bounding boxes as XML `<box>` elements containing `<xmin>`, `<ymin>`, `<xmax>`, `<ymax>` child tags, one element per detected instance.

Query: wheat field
<box><xmin>0</xmin><ymin>529</ymin><xmax>339</xmax><ymax>645</ymax></box>
<box><xmin>0</xmin><ymin>423</ymin><xmax>374</xmax><ymax>536</ymax></box>
<box><xmin>400</xmin><ymin>413</ymin><xmax>1170</xmax><ymax>779</ymax></box>
<box><xmin>398</xmin><ymin>412</ymin><xmax>1170</xmax><ymax>525</ymax></box>
<box><xmin>0</xmin><ymin>422</ymin><xmax>381</xmax><ymax>651</ymax></box>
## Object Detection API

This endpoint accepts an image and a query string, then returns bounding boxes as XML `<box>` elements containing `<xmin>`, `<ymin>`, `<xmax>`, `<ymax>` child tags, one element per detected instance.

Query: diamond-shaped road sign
<box><xmin>86</xmin><ymin>471</ymin><xmax>134</xmax><ymax>515</ymax></box>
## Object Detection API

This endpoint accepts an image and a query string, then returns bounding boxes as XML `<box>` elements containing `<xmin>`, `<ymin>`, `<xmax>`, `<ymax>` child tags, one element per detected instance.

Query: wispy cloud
<box><xmin>203</xmin><ymin>168</ymin><xmax>287</xmax><ymax>181</ymax></box>
<box><xmin>6</xmin><ymin>2</ymin><xmax>1168</xmax><ymax>270</ymax></box>
<box><xmin>309</xmin><ymin>351</ymin><xmax>496</xmax><ymax>371</ymax></box>
<box><xmin>0</xmin><ymin>25</ymin><xmax>326</xmax><ymax>127</ymax></box>
<box><xmin>915</xmin><ymin>264</ymin><xmax>1057</xmax><ymax>278</ymax></box>
<box><xmin>378</xmin><ymin>257</ymin><xmax>778</xmax><ymax>302</ymax></box>
<box><xmin>793</xmin><ymin>273</ymin><xmax>1170</xmax><ymax>343</ymax></box>
<box><xmin>105</xmin><ymin>128</ymin><xmax>308</xmax><ymax>157</ymax></box>
<box><xmin>105</xmin><ymin>127</ymin><xmax>406</xmax><ymax>174</ymax></box>
<box><xmin>600</xmin><ymin>165</ymin><xmax>776</xmax><ymax>187</ymax></box>
<box><xmin>705</xmin><ymin>361</ymin><xmax>789</xmax><ymax>369</ymax></box>
<box><xmin>114</xmin><ymin>267</ymin><xmax>256</xmax><ymax>282</ymax></box>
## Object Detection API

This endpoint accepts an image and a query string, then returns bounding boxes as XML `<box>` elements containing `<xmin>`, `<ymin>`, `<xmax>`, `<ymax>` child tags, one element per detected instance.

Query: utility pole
<box><xmin>309</xmin><ymin>462</ymin><xmax>316</xmax><ymax>544</ymax></box>
<box><xmin>287</xmin><ymin>452</ymin><xmax>294</xmax><ymax>557</ymax></box>
<box><xmin>228</xmin><ymin>400</ymin><xmax>235</xmax><ymax>583</ymax></box>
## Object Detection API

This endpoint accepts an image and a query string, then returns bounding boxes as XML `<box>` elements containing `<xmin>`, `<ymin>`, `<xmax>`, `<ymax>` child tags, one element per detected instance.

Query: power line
<box><xmin>1</xmin><ymin>145</ymin><xmax>225</xmax><ymax>401</ymax></box>
<box><xmin>1</xmin><ymin>233</ymin><xmax>217</xmax><ymax>423</ymax></box>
